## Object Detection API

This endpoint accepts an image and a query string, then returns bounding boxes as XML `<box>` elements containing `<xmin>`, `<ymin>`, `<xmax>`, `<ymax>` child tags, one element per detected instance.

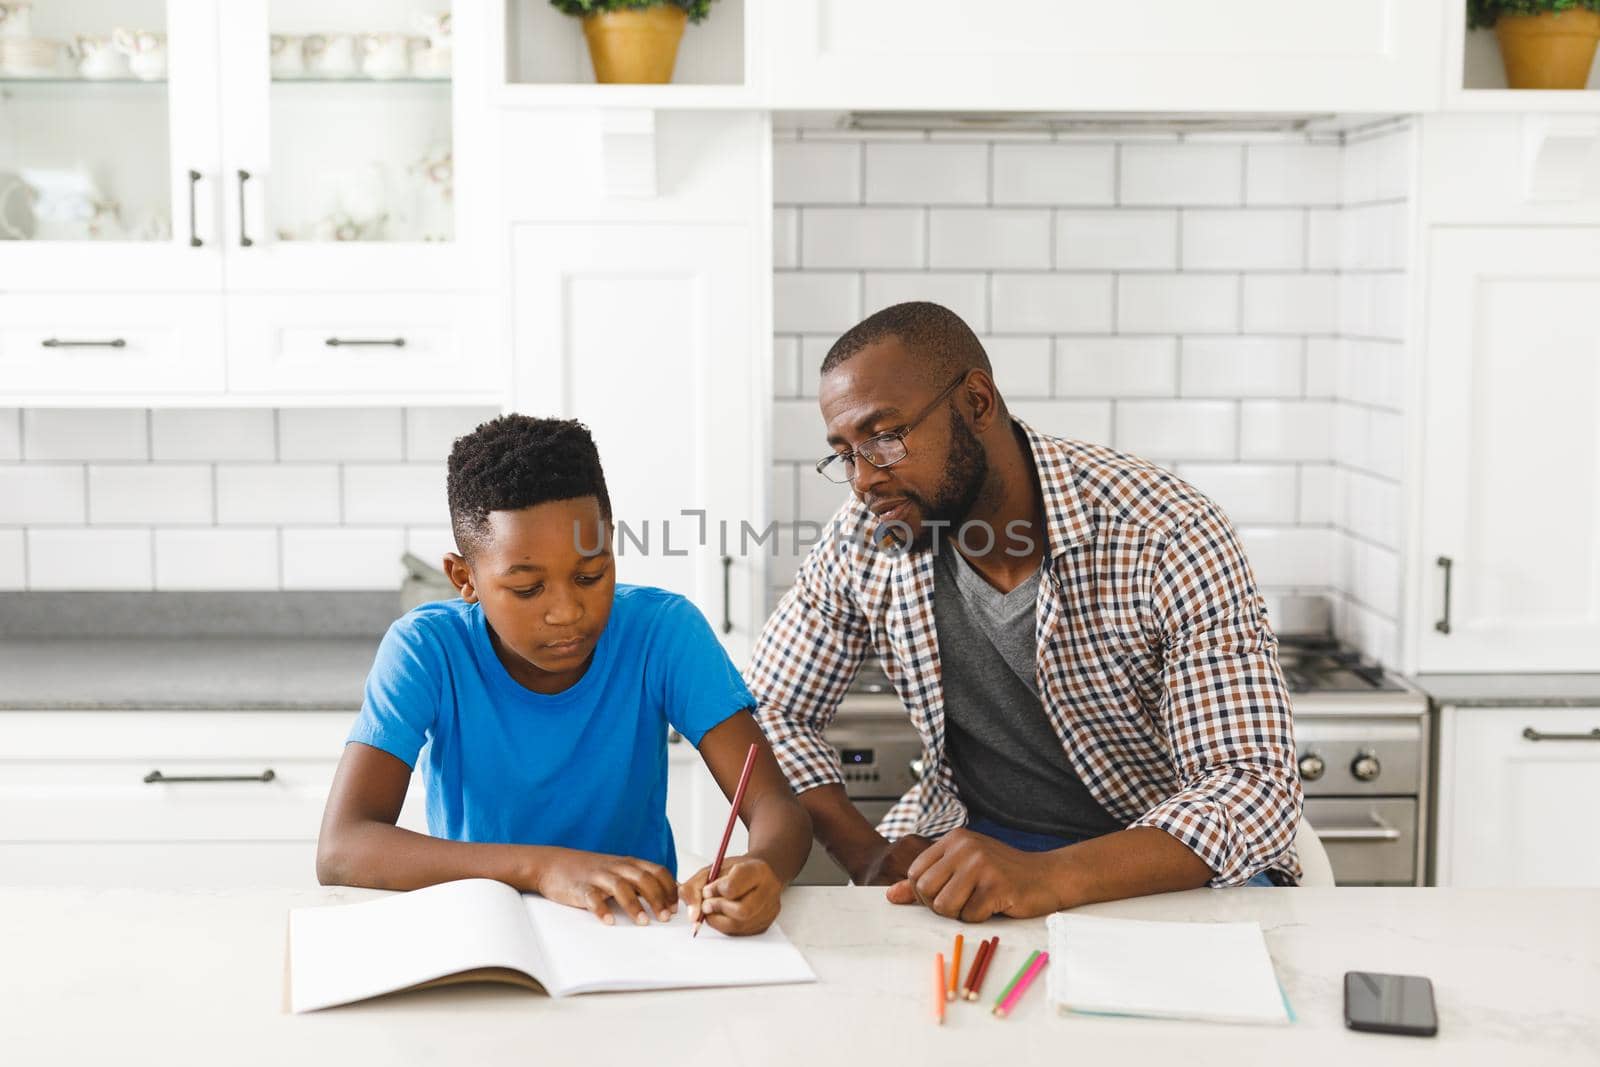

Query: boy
<box><xmin>317</xmin><ymin>415</ymin><xmax>812</xmax><ymax>936</ymax></box>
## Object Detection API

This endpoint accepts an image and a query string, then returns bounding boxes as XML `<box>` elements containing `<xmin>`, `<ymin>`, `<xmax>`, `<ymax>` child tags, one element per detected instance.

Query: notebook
<box><xmin>1045</xmin><ymin>913</ymin><xmax>1291</xmax><ymax>1025</ymax></box>
<box><xmin>288</xmin><ymin>877</ymin><xmax>817</xmax><ymax>1013</ymax></box>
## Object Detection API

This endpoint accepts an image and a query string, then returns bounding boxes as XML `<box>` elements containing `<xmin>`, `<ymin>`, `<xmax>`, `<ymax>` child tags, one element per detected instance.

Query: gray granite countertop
<box><xmin>0</xmin><ymin>638</ymin><xmax>379</xmax><ymax>710</ymax></box>
<box><xmin>1412</xmin><ymin>672</ymin><xmax>1600</xmax><ymax>707</ymax></box>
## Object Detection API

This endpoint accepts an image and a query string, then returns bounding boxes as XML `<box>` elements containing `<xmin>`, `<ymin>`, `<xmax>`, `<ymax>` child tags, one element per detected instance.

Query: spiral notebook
<box><xmin>1045</xmin><ymin>913</ymin><xmax>1292</xmax><ymax>1025</ymax></box>
<box><xmin>288</xmin><ymin>877</ymin><xmax>816</xmax><ymax>1013</ymax></box>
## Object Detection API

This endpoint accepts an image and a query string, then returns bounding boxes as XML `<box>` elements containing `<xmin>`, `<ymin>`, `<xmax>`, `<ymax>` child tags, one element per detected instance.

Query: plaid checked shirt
<box><xmin>748</xmin><ymin>421</ymin><xmax>1303</xmax><ymax>886</ymax></box>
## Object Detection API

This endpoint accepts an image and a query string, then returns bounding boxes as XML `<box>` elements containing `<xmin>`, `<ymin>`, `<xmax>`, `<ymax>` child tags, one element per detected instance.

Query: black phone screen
<box><xmin>1344</xmin><ymin>971</ymin><xmax>1438</xmax><ymax>1037</ymax></box>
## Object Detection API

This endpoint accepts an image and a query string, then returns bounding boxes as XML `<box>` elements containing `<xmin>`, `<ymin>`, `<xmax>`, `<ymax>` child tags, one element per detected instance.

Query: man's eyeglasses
<box><xmin>814</xmin><ymin>372</ymin><xmax>969</xmax><ymax>485</ymax></box>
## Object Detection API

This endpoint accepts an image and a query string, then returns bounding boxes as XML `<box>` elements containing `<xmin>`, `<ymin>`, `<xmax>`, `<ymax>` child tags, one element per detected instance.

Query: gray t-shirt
<box><xmin>934</xmin><ymin>547</ymin><xmax>1124</xmax><ymax>842</ymax></box>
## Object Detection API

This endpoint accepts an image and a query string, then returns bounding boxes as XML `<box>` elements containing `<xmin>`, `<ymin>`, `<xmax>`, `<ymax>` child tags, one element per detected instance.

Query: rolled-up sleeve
<box><xmin>745</xmin><ymin>518</ymin><xmax>873</xmax><ymax>796</ymax></box>
<box><xmin>1130</xmin><ymin>505</ymin><xmax>1304</xmax><ymax>886</ymax></box>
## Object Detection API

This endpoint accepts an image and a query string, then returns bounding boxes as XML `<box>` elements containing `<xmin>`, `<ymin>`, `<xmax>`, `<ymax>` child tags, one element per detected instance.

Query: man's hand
<box><xmin>534</xmin><ymin>847</ymin><xmax>680</xmax><ymax>926</ymax></box>
<box><xmin>680</xmin><ymin>855</ymin><xmax>782</xmax><ymax>936</ymax></box>
<box><xmin>884</xmin><ymin>829</ymin><xmax>1065</xmax><ymax>921</ymax></box>
<box><xmin>855</xmin><ymin>834</ymin><xmax>934</xmax><ymax>886</ymax></box>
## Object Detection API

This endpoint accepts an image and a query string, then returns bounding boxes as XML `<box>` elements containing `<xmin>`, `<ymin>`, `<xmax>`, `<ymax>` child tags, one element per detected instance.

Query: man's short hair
<box><xmin>447</xmin><ymin>414</ymin><xmax>612</xmax><ymax>558</ymax></box>
<box><xmin>820</xmin><ymin>301</ymin><xmax>993</xmax><ymax>387</ymax></box>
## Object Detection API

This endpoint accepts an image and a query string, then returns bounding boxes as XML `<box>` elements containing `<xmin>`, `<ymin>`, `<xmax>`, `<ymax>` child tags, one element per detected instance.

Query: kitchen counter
<box><xmin>0</xmin><ymin>638</ymin><xmax>378</xmax><ymax>710</ymax></box>
<box><xmin>3</xmin><ymin>885</ymin><xmax>1595</xmax><ymax>1066</ymax></box>
<box><xmin>1413</xmin><ymin>673</ymin><xmax>1600</xmax><ymax>707</ymax></box>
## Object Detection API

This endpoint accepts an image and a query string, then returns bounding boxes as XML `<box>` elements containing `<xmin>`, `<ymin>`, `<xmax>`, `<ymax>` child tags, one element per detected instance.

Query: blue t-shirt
<box><xmin>347</xmin><ymin>585</ymin><xmax>752</xmax><ymax>875</ymax></box>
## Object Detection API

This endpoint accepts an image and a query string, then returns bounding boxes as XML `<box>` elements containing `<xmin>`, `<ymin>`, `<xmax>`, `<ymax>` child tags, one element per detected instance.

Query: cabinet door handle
<box><xmin>325</xmin><ymin>337</ymin><xmax>407</xmax><ymax>348</ymax></box>
<box><xmin>237</xmin><ymin>169</ymin><xmax>254</xmax><ymax>247</ymax></box>
<box><xmin>721</xmin><ymin>554</ymin><xmax>733</xmax><ymax>635</ymax></box>
<box><xmin>41</xmin><ymin>338</ymin><xmax>127</xmax><ymax>348</ymax></box>
<box><xmin>144</xmin><ymin>769</ymin><xmax>277</xmax><ymax>784</ymax></box>
<box><xmin>187</xmin><ymin>168</ymin><xmax>202</xmax><ymax>247</ymax></box>
<box><xmin>1434</xmin><ymin>555</ymin><xmax>1453</xmax><ymax>634</ymax></box>
<box><xmin>1522</xmin><ymin>727</ymin><xmax>1600</xmax><ymax>743</ymax></box>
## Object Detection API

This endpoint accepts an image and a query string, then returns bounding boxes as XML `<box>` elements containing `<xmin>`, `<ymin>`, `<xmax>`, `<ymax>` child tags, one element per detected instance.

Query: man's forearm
<box><xmin>797</xmin><ymin>783</ymin><xmax>890</xmax><ymax>882</ymax></box>
<box><xmin>1045</xmin><ymin>826</ymin><xmax>1214</xmax><ymax>908</ymax></box>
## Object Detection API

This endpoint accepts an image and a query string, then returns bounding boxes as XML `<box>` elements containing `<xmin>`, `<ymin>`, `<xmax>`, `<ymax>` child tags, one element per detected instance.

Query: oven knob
<box><xmin>1351</xmin><ymin>751</ymin><xmax>1381</xmax><ymax>782</ymax></box>
<box><xmin>1297</xmin><ymin>753</ymin><xmax>1326</xmax><ymax>782</ymax></box>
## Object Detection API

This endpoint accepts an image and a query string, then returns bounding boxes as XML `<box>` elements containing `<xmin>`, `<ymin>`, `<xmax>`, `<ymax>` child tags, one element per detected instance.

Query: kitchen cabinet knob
<box><xmin>1350</xmin><ymin>751</ymin><xmax>1381</xmax><ymax>782</ymax></box>
<box><xmin>1297</xmin><ymin>753</ymin><xmax>1326</xmax><ymax>782</ymax></box>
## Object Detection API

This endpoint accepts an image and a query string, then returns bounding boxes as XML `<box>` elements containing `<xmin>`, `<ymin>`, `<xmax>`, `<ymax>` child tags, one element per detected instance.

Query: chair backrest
<box><xmin>1295</xmin><ymin>816</ymin><xmax>1336</xmax><ymax>887</ymax></box>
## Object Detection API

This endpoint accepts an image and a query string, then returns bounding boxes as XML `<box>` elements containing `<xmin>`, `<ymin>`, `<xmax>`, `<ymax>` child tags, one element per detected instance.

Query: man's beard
<box><xmin>904</xmin><ymin>406</ymin><xmax>988</xmax><ymax>553</ymax></box>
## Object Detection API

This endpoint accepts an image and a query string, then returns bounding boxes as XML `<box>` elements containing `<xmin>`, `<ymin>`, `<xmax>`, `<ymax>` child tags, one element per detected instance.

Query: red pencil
<box><xmin>963</xmin><ymin>937</ymin><xmax>994</xmax><ymax>1000</ymax></box>
<box><xmin>967</xmin><ymin>936</ymin><xmax>1000</xmax><ymax>1001</ymax></box>
<box><xmin>934</xmin><ymin>953</ymin><xmax>947</xmax><ymax>1025</ymax></box>
<box><xmin>692</xmin><ymin>741</ymin><xmax>759</xmax><ymax>938</ymax></box>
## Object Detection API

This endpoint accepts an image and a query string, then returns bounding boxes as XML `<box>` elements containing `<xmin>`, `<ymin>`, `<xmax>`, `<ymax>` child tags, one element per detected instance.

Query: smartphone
<box><xmin>1344</xmin><ymin>971</ymin><xmax>1438</xmax><ymax>1037</ymax></box>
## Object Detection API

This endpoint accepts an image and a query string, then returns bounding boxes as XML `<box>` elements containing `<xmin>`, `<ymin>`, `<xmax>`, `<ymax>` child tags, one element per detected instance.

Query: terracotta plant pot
<box><xmin>582</xmin><ymin>6</ymin><xmax>688</xmax><ymax>84</ymax></box>
<box><xmin>1495</xmin><ymin>7</ymin><xmax>1600</xmax><ymax>89</ymax></box>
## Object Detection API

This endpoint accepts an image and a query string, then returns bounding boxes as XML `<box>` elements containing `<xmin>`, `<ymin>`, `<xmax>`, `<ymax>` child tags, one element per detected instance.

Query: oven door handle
<box><xmin>1312</xmin><ymin>812</ymin><xmax>1402</xmax><ymax>843</ymax></box>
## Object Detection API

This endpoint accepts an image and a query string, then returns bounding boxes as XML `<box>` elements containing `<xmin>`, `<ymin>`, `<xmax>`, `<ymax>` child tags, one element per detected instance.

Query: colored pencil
<box><xmin>692</xmin><ymin>741</ymin><xmax>759</xmax><ymax>938</ymax></box>
<box><xmin>964</xmin><ymin>936</ymin><xmax>996</xmax><ymax>1000</ymax></box>
<box><xmin>991</xmin><ymin>949</ymin><xmax>1039</xmax><ymax>1013</ymax></box>
<box><xmin>947</xmin><ymin>934</ymin><xmax>964</xmax><ymax>1001</ymax></box>
<box><xmin>961</xmin><ymin>937</ymin><xmax>989</xmax><ymax>999</ymax></box>
<box><xmin>994</xmin><ymin>951</ymin><xmax>1050</xmax><ymax>1019</ymax></box>
<box><xmin>934</xmin><ymin>953</ymin><xmax>947</xmax><ymax>1025</ymax></box>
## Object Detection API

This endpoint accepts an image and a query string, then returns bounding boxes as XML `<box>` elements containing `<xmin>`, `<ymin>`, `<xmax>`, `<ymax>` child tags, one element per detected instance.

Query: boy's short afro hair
<box><xmin>447</xmin><ymin>414</ymin><xmax>612</xmax><ymax>558</ymax></box>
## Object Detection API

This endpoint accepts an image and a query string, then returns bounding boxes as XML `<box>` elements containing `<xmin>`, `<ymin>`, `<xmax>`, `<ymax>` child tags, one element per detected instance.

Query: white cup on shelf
<box><xmin>112</xmin><ymin>28</ymin><xmax>166</xmax><ymax>81</ymax></box>
<box><xmin>74</xmin><ymin>35</ymin><xmax>128</xmax><ymax>80</ymax></box>
<box><xmin>304</xmin><ymin>33</ymin><xmax>358</xmax><ymax>78</ymax></box>
<box><xmin>361</xmin><ymin>32</ymin><xmax>409</xmax><ymax>79</ymax></box>
<box><xmin>269</xmin><ymin>33</ymin><xmax>304</xmax><ymax>78</ymax></box>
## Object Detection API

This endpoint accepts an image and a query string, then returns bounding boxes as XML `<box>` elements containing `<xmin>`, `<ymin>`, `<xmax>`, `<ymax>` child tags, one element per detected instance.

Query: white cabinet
<box><xmin>766</xmin><ymin>0</ymin><xmax>1445</xmax><ymax>112</ymax></box>
<box><xmin>1435</xmin><ymin>704</ymin><xmax>1600</xmax><ymax>887</ymax></box>
<box><xmin>511</xmin><ymin>220</ymin><xmax>767</xmax><ymax>663</ymax></box>
<box><xmin>1414</xmin><ymin>228</ymin><xmax>1600</xmax><ymax>673</ymax></box>
<box><xmin>0</xmin><ymin>711</ymin><xmax>426</xmax><ymax>888</ymax></box>
<box><xmin>0</xmin><ymin>294</ymin><xmax>225</xmax><ymax>397</ymax></box>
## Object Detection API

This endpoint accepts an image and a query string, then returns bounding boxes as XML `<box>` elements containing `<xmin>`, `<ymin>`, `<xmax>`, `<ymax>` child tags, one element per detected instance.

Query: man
<box><xmin>748</xmin><ymin>302</ymin><xmax>1302</xmax><ymax>922</ymax></box>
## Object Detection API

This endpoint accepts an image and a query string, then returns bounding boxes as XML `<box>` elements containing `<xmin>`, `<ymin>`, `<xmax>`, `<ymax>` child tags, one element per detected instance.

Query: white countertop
<box><xmin>3</xmin><ymin>885</ymin><xmax>1596</xmax><ymax>1066</ymax></box>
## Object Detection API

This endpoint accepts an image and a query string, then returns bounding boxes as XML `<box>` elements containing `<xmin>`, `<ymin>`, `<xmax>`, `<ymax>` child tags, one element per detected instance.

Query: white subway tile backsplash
<box><xmin>27</xmin><ymin>527</ymin><xmax>152</xmax><ymax>590</ymax></box>
<box><xmin>278</xmin><ymin>408</ymin><xmax>403</xmax><ymax>462</ymax></box>
<box><xmin>1334</xmin><ymin>595</ymin><xmax>1399</xmax><ymax>668</ymax></box>
<box><xmin>929</xmin><ymin>209</ymin><xmax>1050</xmax><ymax>269</ymax></box>
<box><xmin>1056</xmin><ymin>337</ymin><xmax>1177</xmax><ymax>397</ymax></box>
<box><xmin>1243</xmin><ymin>274</ymin><xmax>1338</xmax><ymax>334</ymax></box>
<box><xmin>1343</xmin><ymin>471</ymin><xmax>1402</xmax><ymax>549</ymax></box>
<box><xmin>773</xmin><ymin>337</ymin><xmax>802</xmax><ymax>399</ymax></box>
<box><xmin>1304</xmin><ymin>338</ymin><xmax>1339</xmax><ymax>398</ymax></box>
<box><xmin>1055</xmin><ymin>210</ymin><xmax>1177</xmax><ymax>270</ymax></box>
<box><xmin>983</xmin><ymin>336</ymin><xmax>1053</xmax><ymax>398</ymax></box>
<box><xmin>866</xmin><ymin>143</ymin><xmax>988</xmax><ymax>204</ymax></box>
<box><xmin>798</xmin><ymin>471</ymin><xmax>852</xmax><ymax>526</ymax></box>
<box><xmin>1117</xmin><ymin>274</ymin><xmax>1238</xmax><ymax>334</ymax></box>
<box><xmin>1237</xmin><ymin>526</ymin><xmax>1334</xmax><ymax>586</ymax></box>
<box><xmin>771</xmin><ymin>463</ymin><xmax>799</xmax><ymax>524</ymax></box>
<box><xmin>1120</xmin><ymin>144</ymin><xmax>1243</xmax><ymax>206</ymax></box>
<box><xmin>773</xmin><ymin>207</ymin><xmax>799</xmax><ymax>268</ymax></box>
<box><xmin>1008</xmin><ymin>400</ymin><xmax>1113</xmax><ymax>447</ymax></box>
<box><xmin>404</xmin><ymin>407</ymin><xmax>497</xmax><ymax>462</ymax></box>
<box><xmin>1180</xmin><ymin>337</ymin><xmax>1303</xmax><ymax>398</ymax></box>
<box><xmin>153</xmin><ymin>528</ymin><xmax>280</xmax><ymax>590</ymax></box>
<box><xmin>1115</xmin><ymin>400</ymin><xmax>1237</xmax><ymax>461</ymax></box>
<box><xmin>1367</xmin><ymin>410</ymin><xmax>1406</xmax><ymax>482</ymax></box>
<box><xmin>1239</xmin><ymin>400</ymin><xmax>1334</xmax><ymax>462</ymax></box>
<box><xmin>774</xmin><ymin>272</ymin><xmax>861</xmax><ymax>334</ymax></box>
<box><xmin>801</xmin><ymin>208</ymin><xmax>925</xmax><ymax>269</ymax></box>
<box><xmin>773</xmin><ymin>400</ymin><xmax>825</xmax><ymax>462</ymax></box>
<box><xmin>342</xmin><ymin>464</ymin><xmax>449</xmax><ymax>525</ymax></box>
<box><xmin>1339</xmin><ymin>273</ymin><xmax>1407</xmax><ymax>341</ymax></box>
<box><xmin>798</xmin><ymin>336</ymin><xmax>830</xmax><ymax>397</ymax></box>
<box><xmin>151</xmin><ymin>410</ymin><xmax>275</xmax><ymax>462</ymax></box>
<box><xmin>1307</xmin><ymin>208</ymin><xmax>1341</xmax><ymax>270</ymax></box>
<box><xmin>1298</xmin><ymin>464</ymin><xmax>1339</xmax><ymax>524</ymax></box>
<box><xmin>23</xmin><ymin>409</ymin><xmax>146</xmax><ymax>461</ymax></box>
<box><xmin>0</xmin><ymin>465</ymin><xmax>85</xmax><ymax>524</ymax></box>
<box><xmin>991</xmin><ymin>144</ymin><xmax>1115</xmax><ymax>206</ymax></box>
<box><xmin>1338</xmin><ymin>340</ymin><xmax>1406</xmax><ymax>410</ymax></box>
<box><xmin>1349</xmin><ymin>538</ymin><xmax>1401</xmax><ymax>618</ymax></box>
<box><xmin>216</xmin><ymin>464</ymin><xmax>341</xmax><ymax>525</ymax></box>
<box><xmin>0</xmin><ymin>529</ymin><xmax>22</xmax><ymax>589</ymax></box>
<box><xmin>1246</xmin><ymin>144</ymin><xmax>1341</xmax><ymax>205</ymax></box>
<box><xmin>0</xmin><ymin>409</ymin><xmax>21</xmax><ymax>460</ymax></box>
<box><xmin>88</xmin><ymin>465</ymin><xmax>212</xmax><ymax>525</ymax></box>
<box><xmin>281</xmin><ymin>528</ymin><xmax>405</xmax><ymax>590</ymax></box>
<box><xmin>992</xmin><ymin>274</ymin><xmax>1113</xmax><ymax>333</ymax></box>
<box><xmin>1374</xmin><ymin>130</ymin><xmax>1412</xmax><ymax>202</ymax></box>
<box><xmin>862</xmin><ymin>272</ymin><xmax>989</xmax><ymax>330</ymax></box>
<box><xmin>1181</xmin><ymin>210</ymin><xmax>1304</xmax><ymax>271</ymax></box>
<box><xmin>1342</xmin><ymin>201</ymin><xmax>1407</xmax><ymax>271</ymax></box>
<box><xmin>774</xmin><ymin>140</ymin><xmax>862</xmax><ymax>204</ymax></box>
<box><xmin>1176</xmin><ymin>463</ymin><xmax>1299</xmax><ymax>525</ymax></box>
<box><xmin>406</xmin><ymin>527</ymin><xmax>458</xmax><ymax>571</ymax></box>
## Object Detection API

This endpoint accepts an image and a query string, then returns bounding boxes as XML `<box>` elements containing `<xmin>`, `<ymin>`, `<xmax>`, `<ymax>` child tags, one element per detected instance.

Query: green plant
<box><xmin>550</xmin><ymin>0</ymin><xmax>716</xmax><ymax>24</ymax></box>
<box><xmin>1468</xmin><ymin>0</ymin><xmax>1600</xmax><ymax>28</ymax></box>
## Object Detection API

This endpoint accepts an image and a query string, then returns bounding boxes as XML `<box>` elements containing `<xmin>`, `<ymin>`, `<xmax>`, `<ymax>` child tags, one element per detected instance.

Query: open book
<box><xmin>1045</xmin><ymin>913</ymin><xmax>1292</xmax><ymax>1025</ymax></box>
<box><xmin>288</xmin><ymin>878</ymin><xmax>817</xmax><ymax>1013</ymax></box>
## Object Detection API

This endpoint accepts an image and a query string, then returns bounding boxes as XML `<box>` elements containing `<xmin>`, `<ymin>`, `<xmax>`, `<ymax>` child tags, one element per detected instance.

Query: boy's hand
<box><xmin>680</xmin><ymin>855</ymin><xmax>781</xmax><ymax>936</ymax></box>
<box><xmin>533</xmin><ymin>847</ymin><xmax>680</xmax><ymax>926</ymax></box>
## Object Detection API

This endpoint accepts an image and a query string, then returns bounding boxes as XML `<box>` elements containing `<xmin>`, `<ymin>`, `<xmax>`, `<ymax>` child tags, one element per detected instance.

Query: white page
<box><xmin>1045</xmin><ymin>913</ymin><xmax>1289</xmax><ymax>1025</ymax></box>
<box><xmin>522</xmin><ymin>893</ymin><xmax>817</xmax><ymax>997</ymax></box>
<box><xmin>289</xmin><ymin>879</ymin><xmax>547</xmax><ymax>1013</ymax></box>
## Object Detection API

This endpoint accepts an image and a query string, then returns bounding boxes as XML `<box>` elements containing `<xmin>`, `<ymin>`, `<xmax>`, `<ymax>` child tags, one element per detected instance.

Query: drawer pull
<box><xmin>1522</xmin><ymin>727</ymin><xmax>1600</xmax><ymax>743</ymax></box>
<box><xmin>325</xmin><ymin>337</ymin><xmax>407</xmax><ymax>348</ymax></box>
<box><xmin>187</xmin><ymin>168</ymin><xmax>202</xmax><ymax>248</ymax></box>
<box><xmin>41</xmin><ymin>338</ymin><xmax>127</xmax><ymax>349</ymax></box>
<box><xmin>237</xmin><ymin>169</ymin><xmax>253</xmax><ymax>247</ymax></box>
<box><xmin>1313</xmin><ymin>812</ymin><xmax>1402</xmax><ymax>844</ymax></box>
<box><xmin>143</xmin><ymin>769</ymin><xmax>277</xmax><ymax>785</ymax></box>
